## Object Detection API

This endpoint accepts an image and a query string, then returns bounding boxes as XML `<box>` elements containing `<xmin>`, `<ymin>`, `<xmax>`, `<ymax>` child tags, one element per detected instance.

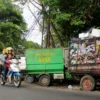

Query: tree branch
<box><xmin>51</xmin><ymin>22</ymin><xmax>64</xmax><ymax>47</ymax></box>
<box><xmin>50</xmin><ymin>31</ymin><xmax>55</xmax><ymax>48</ymax></box>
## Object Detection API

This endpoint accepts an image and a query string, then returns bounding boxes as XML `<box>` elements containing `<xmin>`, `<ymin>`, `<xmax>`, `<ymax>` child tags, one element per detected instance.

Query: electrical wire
<box><xmin>25</xmin><ymin>15</ymin><xmax>41</xmax><ymax>40</ymax></box>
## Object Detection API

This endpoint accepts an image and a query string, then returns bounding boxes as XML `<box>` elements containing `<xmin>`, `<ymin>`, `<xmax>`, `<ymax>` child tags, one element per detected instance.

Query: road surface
<box><xmin>0</xmin><ymin>82</ymin><xmax>100</xmax><ymax>100</ymax></box>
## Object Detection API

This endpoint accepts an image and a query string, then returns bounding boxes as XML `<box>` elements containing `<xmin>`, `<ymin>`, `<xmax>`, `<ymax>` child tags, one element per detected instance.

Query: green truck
<box><xmin>24</xmin><ymin>48</ymin><xmax>71</xmax><ymax>86</ymax></box>
<box><xmin>22</xmin><ymin>37</ymin><xmax>100</xmax><ymax>91</ymax></box>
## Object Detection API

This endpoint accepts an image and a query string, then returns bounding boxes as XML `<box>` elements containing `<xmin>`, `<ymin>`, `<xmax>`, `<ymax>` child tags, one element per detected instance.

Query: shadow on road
<box><xmin>0</xmin><ymin>82</ymin><xmax>28</xmax><ymax>89</ymax></box>
<box><xmin>51</xmin><ymin>80</ymin><xmax>79</xmax><ymax>86</ymax></box>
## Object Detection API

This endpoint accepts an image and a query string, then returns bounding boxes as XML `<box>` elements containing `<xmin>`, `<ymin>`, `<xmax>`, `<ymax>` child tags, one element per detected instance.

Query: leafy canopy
<box><xmin>40</xmin><ymin>0</ymin><xmax>100</xmax><ymax>46</ymax></box>
<box><xmin>0</xmin><ymin>0</ymin><xmax>27</xmax><ymax>51</ymax></box>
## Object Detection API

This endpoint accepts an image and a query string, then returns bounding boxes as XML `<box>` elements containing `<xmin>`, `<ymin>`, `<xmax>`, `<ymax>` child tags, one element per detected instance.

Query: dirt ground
<box><xmin>23</xmin><ymin>80</ymin><xmax>100</xmax><ymax>91</ymax></box>
<box><xmin>23</xmin><ymin>80</ymin><xmax>80</xmax><ymax>90</ymax></box>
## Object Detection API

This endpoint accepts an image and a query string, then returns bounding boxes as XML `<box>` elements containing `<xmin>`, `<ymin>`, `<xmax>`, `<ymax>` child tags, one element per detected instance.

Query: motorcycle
<box><xmin>0</xmin><ymin>59</ymin><xmax>21</xmax><ymax>87</ymax></box>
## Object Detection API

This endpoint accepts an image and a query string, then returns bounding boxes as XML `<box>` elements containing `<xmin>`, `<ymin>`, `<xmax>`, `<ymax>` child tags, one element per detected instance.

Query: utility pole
<box><xmin>41</xmin><ymin>14</ymin><xmax>44</xmax><ymax>48</ymax></box>
<box><xmin>46</xmin><ymin>4</ymin><xmax>51</xmax><ymax>48</ymax></box>
<box><xmin>41</xmin><ymin>3</ymin><xmax>45</xmax><ymax>48</ymax></box>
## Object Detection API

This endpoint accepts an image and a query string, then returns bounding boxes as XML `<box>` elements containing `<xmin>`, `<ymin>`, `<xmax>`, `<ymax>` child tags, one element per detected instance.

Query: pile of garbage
<box><xmin>79</xmin><ymin>28</ymin><xmax>100</xmax><ymax>39</ymax></box>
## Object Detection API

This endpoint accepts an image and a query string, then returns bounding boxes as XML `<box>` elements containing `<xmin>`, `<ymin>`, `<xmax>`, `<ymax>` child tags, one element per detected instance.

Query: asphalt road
<box><xmin>0</xmin><ymin>82</ymin><xmax>100</xmax><ymax>100</ymax></box>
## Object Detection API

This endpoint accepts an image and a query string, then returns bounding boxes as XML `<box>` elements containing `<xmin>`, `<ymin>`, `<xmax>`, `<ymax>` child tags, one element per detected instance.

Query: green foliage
<box><xmin>40</xmin><ymin>0</ymin><xmax>100</xmax><ymax>46</ymax></box>
<box><xmin>23</xmin><ymin>40</ymin><xmax>40</xmax><ymax>49</ymax></box>
<box><xmin>14</xmin><ymin>40</ymin><xmax>40</xmax><ymax>55</ymax></box>
<box><xmin>0</xmin><ymin>0</ymin><xmax>27</xmax><ymax>51</ymax></box>
<box><xmin>13</xmin><ymin>0</ymin><xmax>100</xmax><ymax>47</ymax></box>
<box><xmin>55</xmin><ymin>13</ymin><xmax>71</xmax><ymax>22</ymax></box>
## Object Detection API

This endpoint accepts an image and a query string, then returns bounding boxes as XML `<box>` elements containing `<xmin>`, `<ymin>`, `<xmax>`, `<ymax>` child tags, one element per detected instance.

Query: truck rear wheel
<box><xmin>39</xmin><ymin>75</ymin><xmax>50</xmax><ymax>86</ymax></box>
<box><xmin>80</xmin><ymin>75</ymin><xmax>95</xmax><ymax>91</ymax></box>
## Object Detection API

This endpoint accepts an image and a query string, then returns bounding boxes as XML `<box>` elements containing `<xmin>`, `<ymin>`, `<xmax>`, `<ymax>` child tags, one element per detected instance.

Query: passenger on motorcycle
<box><xmin>6</xmin><ymin>47</ymin><xmax>14</xmax><ymax>56</ymax></box>
<box><xmin>6</xmin><ymin>54</ymin><xmax>13</xmax><ymax>70</ymax></box>
<box><xmin>4</xmin><ymin>47</ymin><xmax>14</xmax><ymax>80</ymax></box>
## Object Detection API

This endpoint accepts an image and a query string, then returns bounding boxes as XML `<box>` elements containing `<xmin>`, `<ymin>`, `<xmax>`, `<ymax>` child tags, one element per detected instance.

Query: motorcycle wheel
<box><xmin>0</xmin><ymin>75</ymin><xmax>5</xmax><ymax>85</ymax></box>
<box><xmin>13</xmin><ymin>76</ymin><xmax>21</xmax><ymax>87</ymax></box>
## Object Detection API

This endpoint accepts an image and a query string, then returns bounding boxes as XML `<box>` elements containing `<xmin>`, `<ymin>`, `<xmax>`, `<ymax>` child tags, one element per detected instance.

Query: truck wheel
<box><xmin>25</xmin><ymin>75</ymin><xmax>34</xmax><ymax>83</ymax></box>
<box><xmin>39</xmin><ymin>75</ymin><xmax>50</xmax><ymax>86</ymax></box>
<box><xmin>80</xmin><ymin>75</ymin><xmax>95</xmax><ymax>91</ymax></box>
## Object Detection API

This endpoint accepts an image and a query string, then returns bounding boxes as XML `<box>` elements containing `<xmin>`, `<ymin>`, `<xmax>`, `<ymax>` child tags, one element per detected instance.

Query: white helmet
<box><xmin>6</xmin><ymin>47</ymin><xmax>13</xmax><ymax>51</ymax></box>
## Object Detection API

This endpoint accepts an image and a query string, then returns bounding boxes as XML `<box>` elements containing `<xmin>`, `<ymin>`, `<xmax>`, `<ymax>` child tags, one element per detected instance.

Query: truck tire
<box><xmin>39</xmin><ymin>75</ymin><xmax>50</xmax><ymax>86</ymax></box>
<box><xmin>80</xmin><ymin>75</ymin><xmax>95</xmax><ymax>91</ymax></box>
<box><xmin>25</xmin><ymin>75</ymin><xmax>34</xmax><ymax>83</ymax></box>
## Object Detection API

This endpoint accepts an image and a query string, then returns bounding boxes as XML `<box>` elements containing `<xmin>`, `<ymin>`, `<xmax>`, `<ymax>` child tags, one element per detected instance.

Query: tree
<box><xmin>13</xmin><ymin>0</ymin><xmax>100</xmax><ymax>47</ymax></box>
<box><xmin>23</xmin><ymin>40</ymin><xmax>40</xmax><ymax>49</ymax></box>
<box><xmin>13</xmin><ymin>40</ymin><xmax>40</xmax><ymax>55</ymax></box>
<box><xmin>0</xmin><ymin>0</ymin><xmax>26</xmax><ymax>51</ymax></box>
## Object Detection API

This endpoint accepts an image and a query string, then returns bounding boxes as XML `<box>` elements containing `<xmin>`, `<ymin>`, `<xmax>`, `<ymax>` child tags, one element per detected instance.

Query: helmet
<box><xmin>5</xmin><ymin>47</ymin><xmax>13</xmax><ymax>54</ymax></box>
<box><xmin>6</xmin><ymin>47</ymin><xmax>13</xmax><ymax>51</ymax></box>
<box><xmin>2</xmin><ymin>49</ymin><xmax>6</xmax><ymax>54</ymax></box>
<box><xmin>2</xmin><ymin>48</ymin><xmax>8</xmax><ymax>54</ymax></box>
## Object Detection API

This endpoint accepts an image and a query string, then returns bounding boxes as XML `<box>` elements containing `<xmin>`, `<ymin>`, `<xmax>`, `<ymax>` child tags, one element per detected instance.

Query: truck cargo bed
<box><xmin>69</xmin><ymin>38</ymin><xmax>100</xmax><ymax>75</ymax></box>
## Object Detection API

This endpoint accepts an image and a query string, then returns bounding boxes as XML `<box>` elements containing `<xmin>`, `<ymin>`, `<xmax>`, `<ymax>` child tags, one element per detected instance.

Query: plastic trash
<box><xmin>68</xmin><ymin>85</ymin><xmax>72</xmax><ymax>90</ymax></box>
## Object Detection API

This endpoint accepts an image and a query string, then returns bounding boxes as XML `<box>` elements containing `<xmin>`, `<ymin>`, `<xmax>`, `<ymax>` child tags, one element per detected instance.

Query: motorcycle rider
<box><xmin>4</xmin><ymin>47</ymin><xmax>14</xmax><ymax>80</ymax></box>
<box><xmin>6</xmin><ymin>47</ymin><xmax>14</xmax><ymax>55</ymax></box>
<box><xmin>0</xmin><ymin>49</ymin><xmax>8</xmax><ymax>75</ymax></box>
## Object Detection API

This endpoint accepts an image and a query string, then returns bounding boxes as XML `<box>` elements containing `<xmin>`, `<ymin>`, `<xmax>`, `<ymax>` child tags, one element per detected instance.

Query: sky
<box><xmin>21</xmin><ymin>2</ymin><xmax>42</xmax><ymax>45</ymax></box>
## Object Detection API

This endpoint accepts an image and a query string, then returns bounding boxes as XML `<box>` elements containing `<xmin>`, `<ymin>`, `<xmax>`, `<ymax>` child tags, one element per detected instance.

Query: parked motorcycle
<box><xmin>0</xmin><ymin>59</ymin><xmax>21</xmax><ymax>87</ymax></box>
